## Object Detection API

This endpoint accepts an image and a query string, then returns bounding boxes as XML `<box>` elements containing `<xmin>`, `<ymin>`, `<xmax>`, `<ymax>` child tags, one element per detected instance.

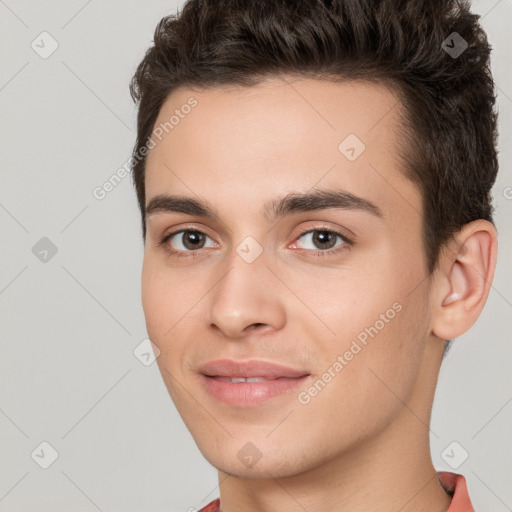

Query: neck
<box><xmin>216</xmin><ymin>341</ymin><xmax>451</xmax><ymax>512</ymax></box>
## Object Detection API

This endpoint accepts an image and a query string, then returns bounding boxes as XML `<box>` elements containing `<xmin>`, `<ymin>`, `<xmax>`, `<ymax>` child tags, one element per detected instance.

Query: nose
<box><xmin>206</xmin><ymin>248</ymin><xmax>286</xmax><ymax>339</ymax></box>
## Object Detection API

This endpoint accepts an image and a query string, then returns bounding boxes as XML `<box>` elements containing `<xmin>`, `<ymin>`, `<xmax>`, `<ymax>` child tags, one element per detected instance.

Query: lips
<box><xmin>198</xmin><ymin>358</ymin><xmax>310</xmax><ymax>380</ymax></box>
<box><xmin>198</xmin><ymin>359</ymin><xmax>311</xmax><ymax>407</ymax></box>
<box><xmin>216</xmin><ymin>376</ymin><xmax>274</xmax><ymax>383</ymax></box>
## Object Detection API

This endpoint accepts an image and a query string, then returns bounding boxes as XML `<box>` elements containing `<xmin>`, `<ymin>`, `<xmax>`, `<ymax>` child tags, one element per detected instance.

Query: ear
<box><xmin>431</xmin><ymin>220</ymin><xmax>498</xmax><ymax>341</ymax></box>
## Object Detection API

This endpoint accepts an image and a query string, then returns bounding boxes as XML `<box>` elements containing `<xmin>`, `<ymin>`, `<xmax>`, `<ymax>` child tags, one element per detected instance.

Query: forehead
<box><xmin>144</xmin><ymin>76</ymin><xmax>421</xmax><ymax>224</ymax></box>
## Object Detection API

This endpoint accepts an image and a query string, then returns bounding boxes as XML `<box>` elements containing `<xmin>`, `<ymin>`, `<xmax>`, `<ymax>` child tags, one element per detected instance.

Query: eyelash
<box><xmin>159</xmin><ymin>226</ymin><xmax>353</xmax><ymax>259</ymax></box>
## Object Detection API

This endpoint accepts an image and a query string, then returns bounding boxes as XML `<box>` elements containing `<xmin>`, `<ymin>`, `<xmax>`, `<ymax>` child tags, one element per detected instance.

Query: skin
<box><xmin>141</xmin><ymin>76</ymin><xmax>497</xmax><ymax>512</ymax></box>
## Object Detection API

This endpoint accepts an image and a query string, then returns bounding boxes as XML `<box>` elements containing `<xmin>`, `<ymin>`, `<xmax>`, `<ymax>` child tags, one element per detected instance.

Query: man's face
<box><xmin>142</xmin><ymin>77</ymin><xmax>433</xmax><ymax>478</ymax></box>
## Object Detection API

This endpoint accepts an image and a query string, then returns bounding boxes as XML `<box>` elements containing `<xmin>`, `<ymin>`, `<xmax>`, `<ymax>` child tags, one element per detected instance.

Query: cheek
<box><xmin>141</xmin><ymin>259</ymin><xmax>191</xmax><ymax>390</ymax></box>
<box><xmin>141</xmin><ymin>255</ymin><xmax>208</xmax><ymax>356</ymax></box>
<box><xmin>307</xmin><ymin>261</ymin><xmax>429</xmax><ymax>393</ymax></box>
<box><xmin>301</xmin><ymin>268</ymin><xmax>402</xmax><ymax>349</ymax></box>
<box><xmin>141</xmin><ymin>256</ymin><xmax>181</xmax><ymax>341</ymax></box>
<box><xmin>296</xmin><ymin>294</ymin><xmax>429</xmax><ymax>445</ymax></box>
<box><xmin>340</xmin><ymin>288</ymin><xmax>429</xmax><ymax>405</ymax></box>
<box><xmin>141</xmin><ymin>259</ymin><xmax>162</xmax><ymax>336</ymax></box>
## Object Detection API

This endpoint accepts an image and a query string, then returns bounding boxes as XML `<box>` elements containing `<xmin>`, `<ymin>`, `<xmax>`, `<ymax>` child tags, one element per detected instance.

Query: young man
<box><xmin>129</xmin><ymin>0</ymin><xmax>499</xmax><ymax>510</ymax></box>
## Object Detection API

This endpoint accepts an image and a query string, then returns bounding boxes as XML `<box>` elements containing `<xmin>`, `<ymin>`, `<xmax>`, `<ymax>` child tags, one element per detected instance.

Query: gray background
<box><xmin>0</xmin><ymin>0</ymin><xmax>511</xmax><ymax>511</ymax></box>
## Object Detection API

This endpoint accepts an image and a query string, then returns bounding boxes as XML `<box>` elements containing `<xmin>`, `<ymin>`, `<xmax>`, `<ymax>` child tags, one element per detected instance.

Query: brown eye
<box><xmin>311</xmin><ymin>230</ymin><xmax>338</xmax><ymax>250</ymax></box>
<box><xmin>163</xmin><ymin>230</ymin><xmax>216</xmax><ymax>254</ymax></box>
<box><xmin>295</xmin><ymin>229</ymin><xmax>349</xmax><ymax>252</ymax></box>
<box><xmin>179</xmin><ymin>231</ymin><xmax>206</xmax><ymax>250</ymax></box>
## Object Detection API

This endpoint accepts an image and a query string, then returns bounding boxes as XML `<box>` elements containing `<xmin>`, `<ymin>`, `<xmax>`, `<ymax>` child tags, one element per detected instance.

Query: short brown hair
<box><xmin>130</xmin><ymin>0</ymin><xmax>499</xmax><ymax>276</ymax></box>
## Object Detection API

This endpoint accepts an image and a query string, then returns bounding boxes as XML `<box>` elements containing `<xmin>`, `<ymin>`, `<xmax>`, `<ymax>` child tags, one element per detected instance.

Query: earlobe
<box><xmin>431</xmin><ymin>220</ymin><xmax>497</xmax><ymax>341</ymax></box>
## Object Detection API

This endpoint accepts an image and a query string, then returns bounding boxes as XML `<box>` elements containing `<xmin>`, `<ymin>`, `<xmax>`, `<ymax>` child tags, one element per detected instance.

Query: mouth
<box><xmin>210</xmin><ymin>375</ymin><xmax>305</xmax><ymax>382</ymax></box>
<box><xmin>198</xmin><ymin>359</ymin><xmax>311</xmax><ymax>407</ymax></box>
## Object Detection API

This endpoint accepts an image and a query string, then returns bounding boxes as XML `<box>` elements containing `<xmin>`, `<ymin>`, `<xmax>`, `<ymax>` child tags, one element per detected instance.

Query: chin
<box><xmin>197</xmin><ymin>441</ymin><xmax>316</xmax><ymax>479</ymax></box>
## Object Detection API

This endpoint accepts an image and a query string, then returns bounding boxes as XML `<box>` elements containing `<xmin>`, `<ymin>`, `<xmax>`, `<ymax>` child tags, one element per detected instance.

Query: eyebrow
<box><xmin>145</xmin><ymin>188</ymin><xmax>383</xmax><ymax>221</ymax></box>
